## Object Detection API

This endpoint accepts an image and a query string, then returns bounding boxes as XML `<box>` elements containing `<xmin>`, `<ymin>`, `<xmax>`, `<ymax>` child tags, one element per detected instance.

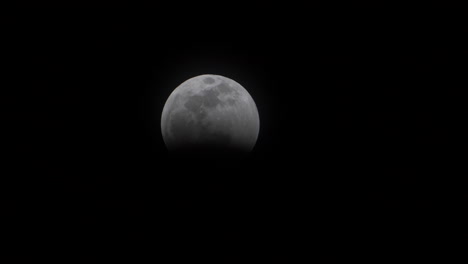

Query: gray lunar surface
<box><xmin>161</xmin><ymin>74</ymin><xmax>260</xmax><ymax>153</ymax></box>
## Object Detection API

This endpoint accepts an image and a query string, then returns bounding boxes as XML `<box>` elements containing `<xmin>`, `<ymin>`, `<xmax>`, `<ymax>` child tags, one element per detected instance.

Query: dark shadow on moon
<box><xmin>199</xmin><ymin>124</ymin><xmax>232</xmax><ymax>146</ymax></box>
<box><xmin>169</xmin><ymin>110</ymin><xmax>234</xmax><ymax>153</ymax></box>
<box><xmin>167</xmin><ymin>144</ymin><xmax>249</xmax><ymax>159</ymax></box>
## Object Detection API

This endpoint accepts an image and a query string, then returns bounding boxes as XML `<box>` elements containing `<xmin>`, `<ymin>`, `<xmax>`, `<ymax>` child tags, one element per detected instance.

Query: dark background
<box><xmin>3</xmin><ymin>6</ymin><xmax>466</xmax><ymax>262</ymax></box>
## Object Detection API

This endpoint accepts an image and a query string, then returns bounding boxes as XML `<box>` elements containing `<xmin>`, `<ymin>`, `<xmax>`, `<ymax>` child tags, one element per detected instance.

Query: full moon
<box><xmin>161</xmin><ymin>74</ymin><xmax>260</xmax><ymax>153</ymax></box>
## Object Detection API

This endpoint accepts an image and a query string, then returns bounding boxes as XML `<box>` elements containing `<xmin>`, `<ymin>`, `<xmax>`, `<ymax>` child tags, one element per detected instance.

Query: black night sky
<box><xmin>3</xmin><ymin>6</ymin><xmax>466</xmax><ymax>262</ymax></box>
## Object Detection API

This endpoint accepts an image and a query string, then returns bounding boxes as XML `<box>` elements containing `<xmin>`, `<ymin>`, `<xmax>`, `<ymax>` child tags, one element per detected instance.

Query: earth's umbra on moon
<box><xmin>161</xmin><ymin>74</ymin><xmax>260</xmax><ymax>154</ymax></box>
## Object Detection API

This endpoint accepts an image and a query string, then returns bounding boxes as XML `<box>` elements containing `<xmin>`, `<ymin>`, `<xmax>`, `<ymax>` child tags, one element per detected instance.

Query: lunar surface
<box><xmin>161</xmin><ymin>74</ymin><xmax>260</xmax><ymax>153</ymax></box>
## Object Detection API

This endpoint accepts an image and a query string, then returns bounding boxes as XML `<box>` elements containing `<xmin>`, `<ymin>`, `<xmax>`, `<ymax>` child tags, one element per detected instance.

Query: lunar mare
<box><xmin>161</xmin><ymin>74</ymin><xmax>260</xmax><ymax>153</ymax></box>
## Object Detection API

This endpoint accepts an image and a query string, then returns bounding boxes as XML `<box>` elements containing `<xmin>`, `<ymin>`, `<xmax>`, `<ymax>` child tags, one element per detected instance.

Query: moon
<box><xmin>161</xmin><ymin>74</ymin><xmax>260</xmax><ymax>153</ymax></box>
